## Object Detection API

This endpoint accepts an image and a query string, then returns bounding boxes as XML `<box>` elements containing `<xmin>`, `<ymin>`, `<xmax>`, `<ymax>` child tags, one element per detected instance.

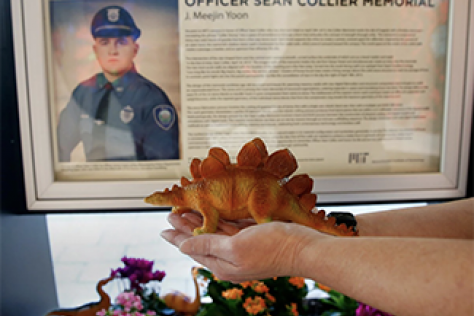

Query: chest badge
<box><xmin>120</xmin><ymin>105</ymin><xmax>134</xmax><ymax>124</ymax></box>
<box><xmin>153</xmin><ymin>104</ymin><xmax>176</xmax><ymax>131</ymax></box>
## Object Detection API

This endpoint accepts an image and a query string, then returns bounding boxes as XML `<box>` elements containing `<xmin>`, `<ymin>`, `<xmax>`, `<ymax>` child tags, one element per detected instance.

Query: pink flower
<box><xmin>356</xmin><ymin>303</ymin><xmax>393</xmax><ymax>316</ymax></box>
<box><xmin>96</xmin><ymin>309</ymin><xmax>108</xmax><ymax>316</ymax></box>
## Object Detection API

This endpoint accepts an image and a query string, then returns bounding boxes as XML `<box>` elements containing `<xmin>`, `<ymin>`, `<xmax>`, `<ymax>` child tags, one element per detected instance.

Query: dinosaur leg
<box><xmin>247</xmin><ymin>185</ymin><xmax>277</xmax><ymax>224</ymax></box>
<box><xmin>194</xmin><ymin>203</ymin><xmax>220</xmax><ymax>235</ymax></box>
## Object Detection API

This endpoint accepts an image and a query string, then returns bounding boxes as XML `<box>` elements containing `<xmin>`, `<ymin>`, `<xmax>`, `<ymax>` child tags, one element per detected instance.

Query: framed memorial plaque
<box><xmin>11</xmin><ymin>0</ymin><xmax>473</xmax><ymax>211</ymax></box>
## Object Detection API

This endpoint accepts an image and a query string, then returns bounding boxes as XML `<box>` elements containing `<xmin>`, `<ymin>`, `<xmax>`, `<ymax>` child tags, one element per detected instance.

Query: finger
<box><xmin>216</xmin><ymin>218</ymin><xmax>257</xmax><ymax>235</ymax></box>
<box><xmin>216</xmin><ymin>220</ymin><xmax>242</xmax><ymax>236</ymax></box>
<box><xmin>161</xmin><ymin>229</ymin><xmax>192</xmax><ymax>248</ymax></box>
<box><xmin>179</xmin><ymin>234</ymin><xmax>232</xmax><ymax>259</ymax></box>
<box><xmin>167</xmin><ymin>213</ymin><xmax>195</xmax><ymax>235</ymax></box>
<box><xmin>233</xmin><ymin>219</ymin><xmax>257</xmax><ymax>229</ymax></box>
<box><xmin>181</xmin><ymin>212</ymin><xmax>204</xmax><ymax>227</ymax></box>
<box><xmin>180</xmin><ymin>213</ymin><xmax>238</xmax><ymax>236</ymax></box>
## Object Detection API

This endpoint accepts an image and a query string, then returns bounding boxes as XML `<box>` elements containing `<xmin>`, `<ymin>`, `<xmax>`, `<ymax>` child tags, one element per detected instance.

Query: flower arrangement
<box><xmin>195</xmin><ymin>267</ymin><xmax>309</xmax><ymax>316</ymax></box>
<box><xmin>93</xmin><ymin>256</ymin><xmax>392</xmax><ymax>316</ymax></box>
<box><xmin>96</xmin><ymin>256</ymin><xmax>169</xmax><ymax>316</ymax></box>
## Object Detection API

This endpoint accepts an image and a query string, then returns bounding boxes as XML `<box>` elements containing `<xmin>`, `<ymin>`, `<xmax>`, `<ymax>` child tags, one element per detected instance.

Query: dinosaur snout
<box><xmin>144</xmin><ymin>192</ymin><xmax>166</xmax><ymax>205</ymax></box>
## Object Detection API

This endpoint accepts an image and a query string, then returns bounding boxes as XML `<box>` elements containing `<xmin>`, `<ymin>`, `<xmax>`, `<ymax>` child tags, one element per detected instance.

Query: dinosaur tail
<box><xmin>308</xmin><ymin>208</ymin><xmax>358</xmax><ymax>237</ymax></box>
<box><xmin>163</xmin><ymin>267</ymin><xmax>201</xmax><ymax>315</ymax></box>
<box><xmin>45</xmin><ymin>276</ymin><xmax>114</xmax><ymax>316</ymax></box>
<box><xmin>282</xmin><ymin>175</ymin><xmax>357</xmax><ymax>237</ymax></box>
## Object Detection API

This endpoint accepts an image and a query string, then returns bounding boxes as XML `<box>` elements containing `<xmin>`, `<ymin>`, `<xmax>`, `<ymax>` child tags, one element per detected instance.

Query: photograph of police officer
<box><xmin>54</xmin><ymin>2</ymin><xmax>180</xmax><ymax>162</ymax></box>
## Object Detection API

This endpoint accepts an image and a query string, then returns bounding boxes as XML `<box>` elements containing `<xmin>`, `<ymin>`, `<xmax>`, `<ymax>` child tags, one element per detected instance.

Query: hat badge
<box><xmin>107</xmin><ymin>8</ymin><xmax>120</xmax><ymax>22</ymax></box>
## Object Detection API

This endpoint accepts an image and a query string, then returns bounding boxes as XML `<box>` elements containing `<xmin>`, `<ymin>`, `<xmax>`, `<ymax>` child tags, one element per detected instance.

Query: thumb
<box><xmin>179</xmin><ymin>234</ymin><xmax>230</xmax><ymax>257</ymax></box>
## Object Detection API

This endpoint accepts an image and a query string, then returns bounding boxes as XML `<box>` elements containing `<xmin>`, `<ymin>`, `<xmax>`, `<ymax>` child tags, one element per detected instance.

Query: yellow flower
<box><xmin>288</xmin><ymin>277</ymin><xmax>306</xmax><ymax>289</ymax></box>
<box><xmin>243</xmin><ymin>296</ymin><xmax>267</xmax><ymax>315</ymax></box>
<box><xmin>222</xmin><ymin>288</ymin><xmax>244</xmax><ymax>300</ymax></box>
<box><xmin>287</xmin><ymin>302</ymin><xmax>299</xmax><ymax>316</ymax></box>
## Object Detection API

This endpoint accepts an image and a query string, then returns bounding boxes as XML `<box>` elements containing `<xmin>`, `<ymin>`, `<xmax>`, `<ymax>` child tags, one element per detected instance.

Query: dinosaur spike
<box><xmin>190</xmin><ymin>158</ymin><xmax>202</xmax><ymax>179</ymax></box>
<box><xmin>172</xmin><ymin>184</ymin><xmax>179</xmax><ymax>191</ymax></box>
<box><xmin>299</xmin><ymin>193</ymin><xmax>317</xmax><ymax>212</ymax></box>
<box><xmin>338</xmin><ymin>223</ymin><xmax>348</xmax><ymax>231</ymax></box>
<box><xmin>285</xmin><ymin>174</ymin><xmax>313</xmax><ymax>196</ymax></box>
<box><xmin>315</xmin><ymin>209</ymin><xmax>326</xmax><ymax>219</ymax></box>
<box><xmin>200</xmin><ymin>147</ymin><xmax>231</xmax><ymax>178</ymax></box>
<box><xmin>263</xmin><ymin>149</ymin><xmax>298</xmax><ymax>178</ymax></box>
<box><xmin>237</xmin><ymin>137</ymin><xmax>269</xmax><ymax>168</ymax></box>
<box><xmin>209</xmin><ymin>147</ymin><xmax>231</xmax><ymax>165</ymax></box>
<box><xmin>327</xmin><ymin>216</ymin><xmax>336</xmax><ymax>226</ymax></box>
<box><xmin>181</xmin><ymin>177</ymin><xmax>191</xmax><ymax>186</ymax></box>
<box><xmin>336</xmin><ymin>223</ymin><xmax>359</xmax><ymax>236</ymax></box>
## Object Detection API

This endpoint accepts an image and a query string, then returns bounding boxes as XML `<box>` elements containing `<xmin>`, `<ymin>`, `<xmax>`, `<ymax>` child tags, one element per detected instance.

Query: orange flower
<box><xmin>243</xmin><ymin>296</ymin><xmax>267</xmax><ymax>315</ymax></box>
<box><xmin>317</xmin><ymin>283</ymin><xmax>332</xmax><ymax>292</ymax></box>
<box><xmin>253</xmin><ymin>282</ymin><xmax>269</xmax><ymax>293</ymax></box>
<box><xmin>265</xmin><ymin>293</ymin><xmax>276</xmax><ymax>303</ymax></box>
<box><xmin>240</xmin><ymin>280</ymin><xmax>258</xmax><ymax>288</ymax></box>
<box><xmin>287</xmin><ymin>302</ymin><xmax>299</xmax><ymax>316</ymax></box>
<box><xmin>222</xmin><ymin>288</ymin><xmax>244</xmax><ymax>300</ymax></box>
<box><xmin>288</xmin><ymin>277</ymin><xmax>306</xmax><ymax>289</ymax></box>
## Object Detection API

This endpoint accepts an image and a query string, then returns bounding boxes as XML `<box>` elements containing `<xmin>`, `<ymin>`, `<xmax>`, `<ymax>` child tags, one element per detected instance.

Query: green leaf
<box><xmin>197</xmin><ymin>268</ymin><xmax>214</xmax><ymax>280</ymax></box>
<box><xmin>321</xmin><ymin>310</ymin><xmax>343</xmax><ymax>316</ymax></box>
<box><xmin>196</xmin><ymin>303</ymin><xmax>230</xmax><ymax>316</ymax></box>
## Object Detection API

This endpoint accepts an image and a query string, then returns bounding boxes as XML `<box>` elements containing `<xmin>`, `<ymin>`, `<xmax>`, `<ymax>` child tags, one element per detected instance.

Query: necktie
<box><xmin>95</xmin><ymin>83</ymin><xmax>113</xmax><ymax>123</ymax></box>
<box><xmin>89</xmin><ymin>83</ymin><xmax>113</xmax><ymax>161</ymax></box>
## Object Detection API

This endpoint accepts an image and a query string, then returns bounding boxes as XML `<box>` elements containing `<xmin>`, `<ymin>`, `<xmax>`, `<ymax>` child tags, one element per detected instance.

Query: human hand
<box><xmin>161</xmin><ymin>213</ymin><xmax>332</xmax><ymax>283</ymax></box>
<box><xmin>166</xmin><ymin>211</ymin><xmax>257</xmax><ymax>236</ymax></box>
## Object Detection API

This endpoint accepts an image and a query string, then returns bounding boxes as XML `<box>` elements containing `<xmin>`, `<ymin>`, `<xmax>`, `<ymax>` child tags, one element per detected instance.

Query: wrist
<box><xmin>293</xmin><ymin>231</ymin><xmax>335</xmax><ymax>279</ymax></box>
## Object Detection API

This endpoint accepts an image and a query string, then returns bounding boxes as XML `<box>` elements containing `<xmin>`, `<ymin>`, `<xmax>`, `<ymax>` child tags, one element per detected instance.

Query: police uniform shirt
<box><xmin>57</xmin><ymin>68</ymin><xmax>180</xmax><ymax>162</ymax></box>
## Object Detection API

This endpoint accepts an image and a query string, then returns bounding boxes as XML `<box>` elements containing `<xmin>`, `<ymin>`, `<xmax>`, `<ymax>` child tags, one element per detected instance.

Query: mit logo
<box><xmin>348</xmin><ymin>152</ymin><xmax>369</xmax><ymax>163</ymax></box>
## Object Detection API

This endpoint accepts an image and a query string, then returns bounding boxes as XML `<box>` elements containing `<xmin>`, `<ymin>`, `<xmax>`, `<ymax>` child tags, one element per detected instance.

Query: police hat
<box><xmin>91</xmin><ymin>5</ymin><xmax>141</xmax><ymax>40</ymax></box>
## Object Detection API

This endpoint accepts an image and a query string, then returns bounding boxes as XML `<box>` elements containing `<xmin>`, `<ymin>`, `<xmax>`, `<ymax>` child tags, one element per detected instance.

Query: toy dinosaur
<box><xmin>162</xmin><ymin>267</ymin><xmax>201</xmax><ymax>316</ymax></box>
<box><xmin>45</xmin><ymin>276</ymin><xmax>114</xmax><ymax>316</ymax></box>
<box><xmin>145</xmin><ymin>138</ymin><xmax>358</xmax><ymax>237</ymax></box>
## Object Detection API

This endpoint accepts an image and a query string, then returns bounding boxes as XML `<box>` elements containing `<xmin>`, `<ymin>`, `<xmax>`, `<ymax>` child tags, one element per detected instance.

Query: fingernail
<box><xmin>160</xmin><ymin>230</ymin><xmax>172</xmax><ymax>241</ymax></box>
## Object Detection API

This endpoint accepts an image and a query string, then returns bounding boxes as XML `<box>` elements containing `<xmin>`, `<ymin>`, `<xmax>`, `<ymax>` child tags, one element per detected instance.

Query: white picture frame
<box><xmin>11</xmin><ymin>0</ymin><xmax>473</xmax><ymax>211</ymax></box>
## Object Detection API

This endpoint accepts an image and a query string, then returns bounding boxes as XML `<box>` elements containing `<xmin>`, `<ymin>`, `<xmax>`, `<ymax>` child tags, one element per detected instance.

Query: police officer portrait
<box><xmin>50</xmin><ymin>0</ymin><xmax>180</xmax><ymax>163</ymax></box>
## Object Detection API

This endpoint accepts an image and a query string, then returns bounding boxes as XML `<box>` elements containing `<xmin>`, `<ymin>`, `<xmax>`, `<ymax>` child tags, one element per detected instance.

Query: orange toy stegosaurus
<box><xmin>145</xmin><ymin>138</ymin><xmax>358</xmax><ymax>237</ymax></box>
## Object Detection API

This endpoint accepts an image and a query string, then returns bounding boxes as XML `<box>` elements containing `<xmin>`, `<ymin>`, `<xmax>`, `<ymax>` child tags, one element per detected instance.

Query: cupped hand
<box><xmin>161</xmin><ymin>212</ymin><xmax>331</xmax><ymax>283</ymax></box>
<box><xmin>166</xmin><ymin>211</ymin><xmax>257</xmax><ymax>236</ymax></box>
